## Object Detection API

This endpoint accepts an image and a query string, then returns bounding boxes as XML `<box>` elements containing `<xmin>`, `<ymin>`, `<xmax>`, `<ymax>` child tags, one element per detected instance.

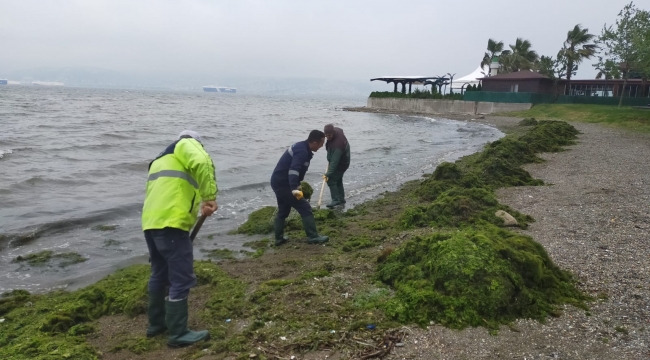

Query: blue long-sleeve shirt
<box><xmin>270</xmin><ymin>140</ymin><xmax>313</xmax><ymax>191</ymax></box>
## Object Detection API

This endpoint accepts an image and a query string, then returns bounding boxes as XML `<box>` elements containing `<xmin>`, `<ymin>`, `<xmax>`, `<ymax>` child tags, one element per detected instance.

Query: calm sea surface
<box><xmin>0</xmin><ymin>86</ymin><xmax>503</xmax><ymax>292</ymax></box>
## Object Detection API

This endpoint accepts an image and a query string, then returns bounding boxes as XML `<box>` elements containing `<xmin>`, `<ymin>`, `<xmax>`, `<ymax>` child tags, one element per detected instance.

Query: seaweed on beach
<box><xmin>12</xmin><ymin>250</ymin><xmax>87</xmax><ymax>267</ymax></box>
<box><xmin>388</xmin><ymin>120</ymin><xmax>584</xmax><ymax>329</ymax></box>
<box><xmin>232</xmin><ymin>181</ymin><xmax>317</xmax><ymax>235</ymax></box>
<box><xmin>233</xmin><ymin>206</ymin><xmax>276</xmax><ymax>235</ymax></box>
<box><xmin>519</xmin><ymin>120</ymin><xmax>580</xmax><ymax>153</ymax></box>
<box><xmin>519</xmin><ymin>117</ymin><xmax>538</xmax><ymax>126</ymax></box>
<box><xmin>377</xmin><ymin>225</ymin><xmax>588</xmax><ymax>329</ymax></box>
<box><xmin>402</xmin><ymin>121</ymin><xmax>580</xmax><ymax>230</ymax></box>
<box><xmin>200</xmin><ymin>248</ymin><xmax>236</xmax><ymax>260</ymax></box>
<box><xmin>0</xmin><ymin>261</ymin><xmax>244</xmax><ymax>359</ymax></box>
<box><xmin>401</xmin><ymin>187</ymin><xmax>532</xmax><ymax>229</ymax></box>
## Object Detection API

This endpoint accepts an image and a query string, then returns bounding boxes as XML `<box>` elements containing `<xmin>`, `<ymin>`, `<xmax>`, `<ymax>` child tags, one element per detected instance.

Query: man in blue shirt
<box><xmin>271</xmin><ymin>130</ymin><xmax>329</xmax><ymax>246</ymax></box>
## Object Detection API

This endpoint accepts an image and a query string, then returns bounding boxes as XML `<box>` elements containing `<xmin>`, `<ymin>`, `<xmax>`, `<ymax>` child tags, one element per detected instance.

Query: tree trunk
<box><xmin>553</xmin><ymin>79</ymin><xmax>560</xmax><ymax>102</ymax></box>
<box><xmin>565</xmin><ymin>59</ymin><xmax>573</xmax><ymax>96</ymax></box>
<box><xmin>619</xmin><ymin>78</ymin><xmax>627</xmax><ymax>107</ymax></box>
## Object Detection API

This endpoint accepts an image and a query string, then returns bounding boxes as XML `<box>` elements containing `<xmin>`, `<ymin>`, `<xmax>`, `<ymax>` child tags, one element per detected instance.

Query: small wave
<box><xmin>362</xmin><ymin>146</ymin><xmax>395</xmax><ymax>154</ymax></box>
<box><xmin>50</xmin><ymin>143</ymin><xmax>116</xmax><ymax>152</ymax></box>
<box><xmin>101</xmin><ymin>133</ymin><xmax>132</xmax><ymax>140</ymax></box>
<box><xmin>10</xmin><ymin>176</ymin><xmax>96</xmax><ymax>190</ymax></box>
<box><xmin>0</xmin><ymin>149</ymin><xmax>13</xmax><ymax>159</ymax></box>
<box><xmin>0</xmin><ymin>203</ymin><xmax>142</xmax><ymax>251</ymax></box>
<box><xmin>456</xmin><ymin>127</ymin><xmax>480</xmax><ymax>133</ymax></box>
<box><xmin>107</xmin><ymin>161</ymin><xmax>149</xmax><ymax>172</ymax></box>
<box><xmin>222</xmin><ymin>181</ymin><xmax>270</xmax><ymax>192</ymax></box>
<box><xmin>224</xmin><ymin>165</ymin><xmax>251</xmax><ymax>174</ymax></box>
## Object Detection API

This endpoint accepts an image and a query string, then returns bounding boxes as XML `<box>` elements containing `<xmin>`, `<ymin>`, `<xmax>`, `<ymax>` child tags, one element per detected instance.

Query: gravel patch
<box><xmin>382</xmin><ymin>119</ymin><xmax>650</xmax><ymax>359</ymax></box>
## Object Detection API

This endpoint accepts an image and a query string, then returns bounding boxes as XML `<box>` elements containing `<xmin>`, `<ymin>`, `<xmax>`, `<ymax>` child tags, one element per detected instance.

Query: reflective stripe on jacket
<box><xmin>142</xmin><ymin>137</ymin><xmax>217</xmax><ymax>231</ymax></box>
<box><xmin>270</xmin><ymin>140</ymin><xmax>313</xmax><ymax>190</ymax></box>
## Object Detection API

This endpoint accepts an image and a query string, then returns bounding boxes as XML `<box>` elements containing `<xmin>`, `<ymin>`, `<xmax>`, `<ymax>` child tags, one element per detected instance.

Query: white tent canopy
<box><xmin>451</xmin><ymin>65</ymin><xmax>489</xmax><ymax>90</ymax></box>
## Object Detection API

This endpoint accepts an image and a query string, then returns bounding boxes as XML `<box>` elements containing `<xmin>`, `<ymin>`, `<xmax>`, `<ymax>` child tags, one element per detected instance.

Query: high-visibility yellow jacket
<box><xmin>142</xmin><ymin>137</ymin><xmax>217</xmax><ymax>231</ymax></box>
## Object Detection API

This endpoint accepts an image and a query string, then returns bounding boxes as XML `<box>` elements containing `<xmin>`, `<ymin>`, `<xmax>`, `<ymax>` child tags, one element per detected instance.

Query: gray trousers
<box><xmin>144</xmin><ymin>227</ymin><xmax>197</xmax><ymax>300</ymax></box>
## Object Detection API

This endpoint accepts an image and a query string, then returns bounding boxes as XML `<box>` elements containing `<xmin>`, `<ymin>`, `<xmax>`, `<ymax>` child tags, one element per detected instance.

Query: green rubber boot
<box><xmin>146</xmin><ymin>290</ymin><xmax>167</xmax><ymax>337</ymax></box>
<box><xmin>165</xmin><ymin>297</ymin><xmax>210</xmax><ymax>348</ymax></box>
<box><xmin>338</xmin><ymin>181</ymin><xmax>346</xmax><ymax>204</ymax></box>
<box><xmin>274</xmin><ymin>216</ymin><xmax>289</xmax><ymax>246</ymax></box>
<box><xmin>302</xmin><ymin>215</ymin><xmax>329</xmax><ymax>244</ymax></box>
<box><xmin>326</xmin><ymin>183</ymin><xmax>342</xmax><ymax>208</ymax></box>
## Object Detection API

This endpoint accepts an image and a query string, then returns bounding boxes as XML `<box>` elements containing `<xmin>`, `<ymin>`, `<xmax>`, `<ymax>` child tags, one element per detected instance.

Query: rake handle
<box><xmin>190</xmin><ymin>214</ymin><xmax>207</xmax><ymax>242</ymax></box>
<box><xmin>317</xmin><ymin>163</ymin><xmax>329</xmax><ymax>208</ymax></box>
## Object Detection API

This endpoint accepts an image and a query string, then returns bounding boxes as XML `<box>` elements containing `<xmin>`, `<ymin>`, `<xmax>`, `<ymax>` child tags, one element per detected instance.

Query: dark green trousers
<box><xmin>327</xmin><ymin>170</ymin><xmax>346</xmax><ymax>204</ymax></box>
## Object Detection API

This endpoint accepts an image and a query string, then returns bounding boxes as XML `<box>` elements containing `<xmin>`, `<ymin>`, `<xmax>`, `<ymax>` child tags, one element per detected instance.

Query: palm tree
<box><xmin>498</xmin><ymin>53</ymin><xmax>516</xmax><ymax>74</ymax></box>
<box><xmin>563</xmin><ymin>24</ymin><xmax>597</xmax><ymax>95</ymax></box>
<box><xmin>506</xmin><ymin>38</ymin><xmax>539</xmax><ymax>71</ymax></box>
<box><xmin>481</xmin><ymin>39</ymin><xmax>506</xmax><ymax>71</ymax></box>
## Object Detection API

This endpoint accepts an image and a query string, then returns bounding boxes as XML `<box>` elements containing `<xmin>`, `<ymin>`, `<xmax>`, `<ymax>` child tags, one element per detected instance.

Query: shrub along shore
<box><xmin>0</xmin><ymin>119</ymin><xmax>589</xmax><ymax>359</ymax></box>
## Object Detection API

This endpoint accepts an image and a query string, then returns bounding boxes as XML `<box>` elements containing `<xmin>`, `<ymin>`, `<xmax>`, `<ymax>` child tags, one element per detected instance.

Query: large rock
<box><xmin>495</xmin><ymin>210</ymin><xmax>518</xmax><ymax>226</ymax></box>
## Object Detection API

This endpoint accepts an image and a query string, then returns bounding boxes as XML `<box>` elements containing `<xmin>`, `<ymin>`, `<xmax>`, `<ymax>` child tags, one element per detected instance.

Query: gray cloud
<box><xmin>0</xmin><ymin>0</ymin><xmax>635</xmax><ymax>84</ymax></box>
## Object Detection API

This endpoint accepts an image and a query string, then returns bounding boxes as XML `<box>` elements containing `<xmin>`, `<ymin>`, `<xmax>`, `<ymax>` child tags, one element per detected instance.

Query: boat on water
<box><xmin>203</xmin><ymin>85</ymin><xmax>237</xmax><ymax>93</ymax></box>
<box><xmin>0</xmin><ymin>79</ymin><xmax>7</xmax><ymax>85</ymax></box>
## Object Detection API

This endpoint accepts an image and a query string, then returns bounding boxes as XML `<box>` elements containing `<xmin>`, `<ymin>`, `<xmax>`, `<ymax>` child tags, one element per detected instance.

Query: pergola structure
<box><xmin>370</xmin><ymin>76</ymin><xmax>450</xmax><ymax>94</ymax></box>
<box><xmin>424</xmin><ymin>78</ymin><xmax>451</xmax><ymax>94</ymax></box>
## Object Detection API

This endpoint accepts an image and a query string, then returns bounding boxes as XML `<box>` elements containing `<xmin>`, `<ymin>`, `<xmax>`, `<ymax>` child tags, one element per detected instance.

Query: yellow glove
<box><xmin>322</xmin><ymin>175</ymin><xmax>328</xmax><ymax>182</ymax></box>
<box><xmin>292</xmin><ymin>190</ymin><xmax>304</xmax><ymax>200</ymax></box>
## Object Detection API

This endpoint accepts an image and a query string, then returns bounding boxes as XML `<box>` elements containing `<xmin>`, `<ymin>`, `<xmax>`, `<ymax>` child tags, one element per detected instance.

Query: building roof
<box><xmin>480</xmin><ymin>71</ymin><xmax>551</xmax><ymax>81</ymax></box>
<box><xmin>370</xmin><ymin>76</ymin><xmax>447</xmax><ymax>84</ymax></box>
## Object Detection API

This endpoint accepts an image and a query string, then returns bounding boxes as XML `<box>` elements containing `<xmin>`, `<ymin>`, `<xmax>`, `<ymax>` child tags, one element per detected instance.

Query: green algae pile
<box><xmin>400</xmin><ymin>120</ymin><xmax>579</xmax><ymax>230</ymax></box>
<box><xmin>0</xmin><ymin>261</ymin><xmax>244</xmax><ymax>360</ymax></box>
<box><xmin>233</xmin><ymin>206</ymin><xmax>277</xmax><ymax>235</ymax></box>
<box><xmin>384</xmin><ymin>120</ymin><xmax>585</xmax><ymax>328</ymax></box>
<box><xmin>377</xmin><ymin>225</ymin><xmax>587</xmax><ymax>329</ymax></box>
<box><xmin>13</xmin><ymin>250</ymin><xmax>87</xmax><ymax>267</ymax></box>
<box><xmin>0</xmin><ymin>265</ymin><xmax>149</xmax><ymax>359</ymax></box>
<box><xmin>233</xmin><ymin>181</ymin><xmax>317</xmax><ymax>235</ymax></box>
<box><xmin>519</xmin><ymin>117</ymin><xmax>538</xmax><ymax>126</ymax></box>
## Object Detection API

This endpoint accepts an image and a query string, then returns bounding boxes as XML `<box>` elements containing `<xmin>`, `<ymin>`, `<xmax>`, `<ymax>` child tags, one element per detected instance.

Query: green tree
<box><xmin>595</xmin><ymin>2</ymin><xmax>648</xmax><ymax>106</ymax></box>
<box><xmin>563</xmin><ymin>24</ymin><xmax>597</xmax><ymax>95</ymax></box>
<box><xmin>595</xmin><ymin>59</ymin><xmax>622</xmax><ymax>97</ymax></box>
<box><xmin>631</xmin><ymin>8</ymin><xmax>650</xmax><ymax>97</ymax></box>
<box><xmin>499</xmin><ymin>38</ymin><xmax>538</xmax><ymax>73</ymax></box>
<box><xmin>481</xmin><ymin>39</ymin><xmax>506</xmax><ymax>70</ymax></box>
<box><xmin>537</xmin><ymin>50</ymin><xmax>568</xmax><ymax>98</ymax></box>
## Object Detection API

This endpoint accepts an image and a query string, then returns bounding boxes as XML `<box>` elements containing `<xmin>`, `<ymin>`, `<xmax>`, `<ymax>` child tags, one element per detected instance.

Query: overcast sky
<box><xmin>0</xmin><ymin>0</ymin><xmax>639</xmax><ymax>81</ymax></box>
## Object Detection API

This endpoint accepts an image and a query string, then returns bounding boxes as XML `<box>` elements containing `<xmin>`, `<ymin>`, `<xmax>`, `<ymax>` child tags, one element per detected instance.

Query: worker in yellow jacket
<box><xmin>142</xmin><ymin>130</ymin><xmax>217</xmax><ymax>348</ymax></box>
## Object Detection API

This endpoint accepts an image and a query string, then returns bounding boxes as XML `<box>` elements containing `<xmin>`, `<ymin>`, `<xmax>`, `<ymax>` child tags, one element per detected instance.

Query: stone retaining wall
<box><xmin>367</xmin><ymin>97</ymin><xmax>532</xmax><ymax>115</ymax></box>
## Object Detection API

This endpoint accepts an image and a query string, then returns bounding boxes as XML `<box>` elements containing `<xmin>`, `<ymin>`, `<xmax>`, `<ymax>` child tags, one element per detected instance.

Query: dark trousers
<box><xmin>327</xmin><ymin>169</ymin><xmax>346</xmax><ymax>201</ymax></box>
<box><xmin>144</xmin><ymin>227</ymin><xmax>197</xmax><ymax>300</ymax></box>
<box><xmin>272</xmin><ymin>186</ymin><xmax>313</xmax><ymax>220</ymax></box>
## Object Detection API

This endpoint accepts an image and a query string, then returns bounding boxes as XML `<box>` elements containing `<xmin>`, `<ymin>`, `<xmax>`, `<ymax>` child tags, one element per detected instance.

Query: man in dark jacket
<box><xmin>271</xmin><ymin>130</ymin><xmax>329</xmax><ymax>246</ymax></box>
<box><xmin>323</xmin><ymin>124</ymin><xmax>350</xmax><ymax>208</ymax></box>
